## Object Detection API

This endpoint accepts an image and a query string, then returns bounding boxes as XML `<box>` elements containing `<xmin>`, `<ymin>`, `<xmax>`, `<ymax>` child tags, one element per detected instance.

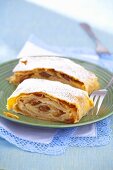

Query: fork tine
<box><xmin>89</xmin><ymin>94</ymin><xmax>96</xmax><ymax>115</ymax></box>
<box><xmin>90</xmin><ymin>94</ymin><xmax>95</xmax><ymax>100</ymax></box>
<box><xmin>96</xmin><ymin>93</ymin><xmax>107</xmax><ymax>115</ymax></box>
<box><xmin>93</xmin><ymin>95</ymin><xmax>99</xmax><ymax>106</ymax></box>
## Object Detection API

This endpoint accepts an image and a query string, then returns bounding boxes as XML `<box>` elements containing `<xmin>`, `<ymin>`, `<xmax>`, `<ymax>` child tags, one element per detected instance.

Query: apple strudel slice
<box><xmin>8</xmin><ymin>56</ymin><xmax>99</xmax><ymax>94</ymax></box>
<box><xmin>7</xmin><ymin>79</ymin><xmax>94</xmax><ymax>123</ymax></box>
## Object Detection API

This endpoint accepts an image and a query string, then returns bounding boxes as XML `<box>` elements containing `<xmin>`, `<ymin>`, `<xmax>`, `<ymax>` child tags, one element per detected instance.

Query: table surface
<box><xmin>0</xmin><ymin>1</ymin><xmax>113</xmax><ymax>170</ymax></box>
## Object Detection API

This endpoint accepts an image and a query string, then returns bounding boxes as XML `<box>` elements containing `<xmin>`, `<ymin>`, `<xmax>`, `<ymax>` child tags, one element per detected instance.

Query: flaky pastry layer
<box><xmin>7</xmin><ymin>79</ymin><xmax>94</xmax><ymax>123</ymax></box>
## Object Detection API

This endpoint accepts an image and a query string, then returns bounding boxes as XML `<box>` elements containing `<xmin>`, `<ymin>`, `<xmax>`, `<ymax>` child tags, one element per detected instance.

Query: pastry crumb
<box><xmin>21</xmin><ymin>60</ymin><xmax>28</xmax><ymax>65</ymax></box>
<box><xmin>4</xmin><ymin>112</ymin><xmax>19</xmax><ymax>119</ymax></box>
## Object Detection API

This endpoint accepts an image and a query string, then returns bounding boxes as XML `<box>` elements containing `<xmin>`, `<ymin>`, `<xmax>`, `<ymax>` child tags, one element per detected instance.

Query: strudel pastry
<box><xmin>9</xmin><ymin>56</ymin><xmax>99</xmax><ymax>94</ymax></box>
<box><xmin>7</xmin><ymin>79</ymin><xmax>94</xmax><ymax>123</ymax></box>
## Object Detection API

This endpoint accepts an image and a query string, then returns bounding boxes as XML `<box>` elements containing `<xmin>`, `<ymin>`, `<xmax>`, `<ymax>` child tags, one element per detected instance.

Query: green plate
<box><xmin>0</xmin><ymin>58</ymin><xmax>113</xmax><ymax>128</ymax></box>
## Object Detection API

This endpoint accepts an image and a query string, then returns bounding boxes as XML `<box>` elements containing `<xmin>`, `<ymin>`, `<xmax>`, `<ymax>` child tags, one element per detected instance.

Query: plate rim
<box><xmin>0</xmin><ymin>56</ymin><xmax>113</xmax><ymax>128</ymax></box>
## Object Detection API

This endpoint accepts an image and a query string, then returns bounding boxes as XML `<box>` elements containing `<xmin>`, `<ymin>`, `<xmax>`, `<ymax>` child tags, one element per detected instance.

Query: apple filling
<box><xmin>13</xmin><ymin>93</ymin><xmax>78</xmax><ymax>123</ymax></box>
<box><xmin>9</xmin><ymin>68</ymin><xmax>85</xmax><ymax>91</ymax></box>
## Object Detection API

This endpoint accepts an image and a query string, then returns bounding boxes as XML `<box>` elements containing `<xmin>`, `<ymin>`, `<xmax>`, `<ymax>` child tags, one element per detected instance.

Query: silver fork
<box><xmin>90</xmin><ymin>76</ymin><xmax>113</xmax><ymax>115</ymax></box>
<box><xmin>80</xmin><ymin>23</ymin><xmax>111</xmax><ymax>58</ymax></box>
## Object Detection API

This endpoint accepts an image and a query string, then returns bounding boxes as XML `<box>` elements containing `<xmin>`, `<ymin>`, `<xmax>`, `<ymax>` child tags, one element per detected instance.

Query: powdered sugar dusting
<box><xmin>8</xmin><ymin>78</ymin><xmax>88</xmax><ymax>104</ymax></box>
<box><xmin>13</xmin><ymin>56</ymin><xmax>97</xmax><ymax>83</ymax></box>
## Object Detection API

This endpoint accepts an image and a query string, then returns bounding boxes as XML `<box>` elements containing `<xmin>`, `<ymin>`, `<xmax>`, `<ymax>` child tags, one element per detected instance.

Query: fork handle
<box><xmin>106</xmin><ymin>77</ymin><xmax>113</xmax><ymax>89</ymax></box>
<box><xmin>80</xmin><ymin>23</ymin><xmax>103</xmax><ymax>50</ymax></box>
<box><xmin>80</xmin><ymin>23</ymin><xmax>98</xmax><ymax>42</ymax></box>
